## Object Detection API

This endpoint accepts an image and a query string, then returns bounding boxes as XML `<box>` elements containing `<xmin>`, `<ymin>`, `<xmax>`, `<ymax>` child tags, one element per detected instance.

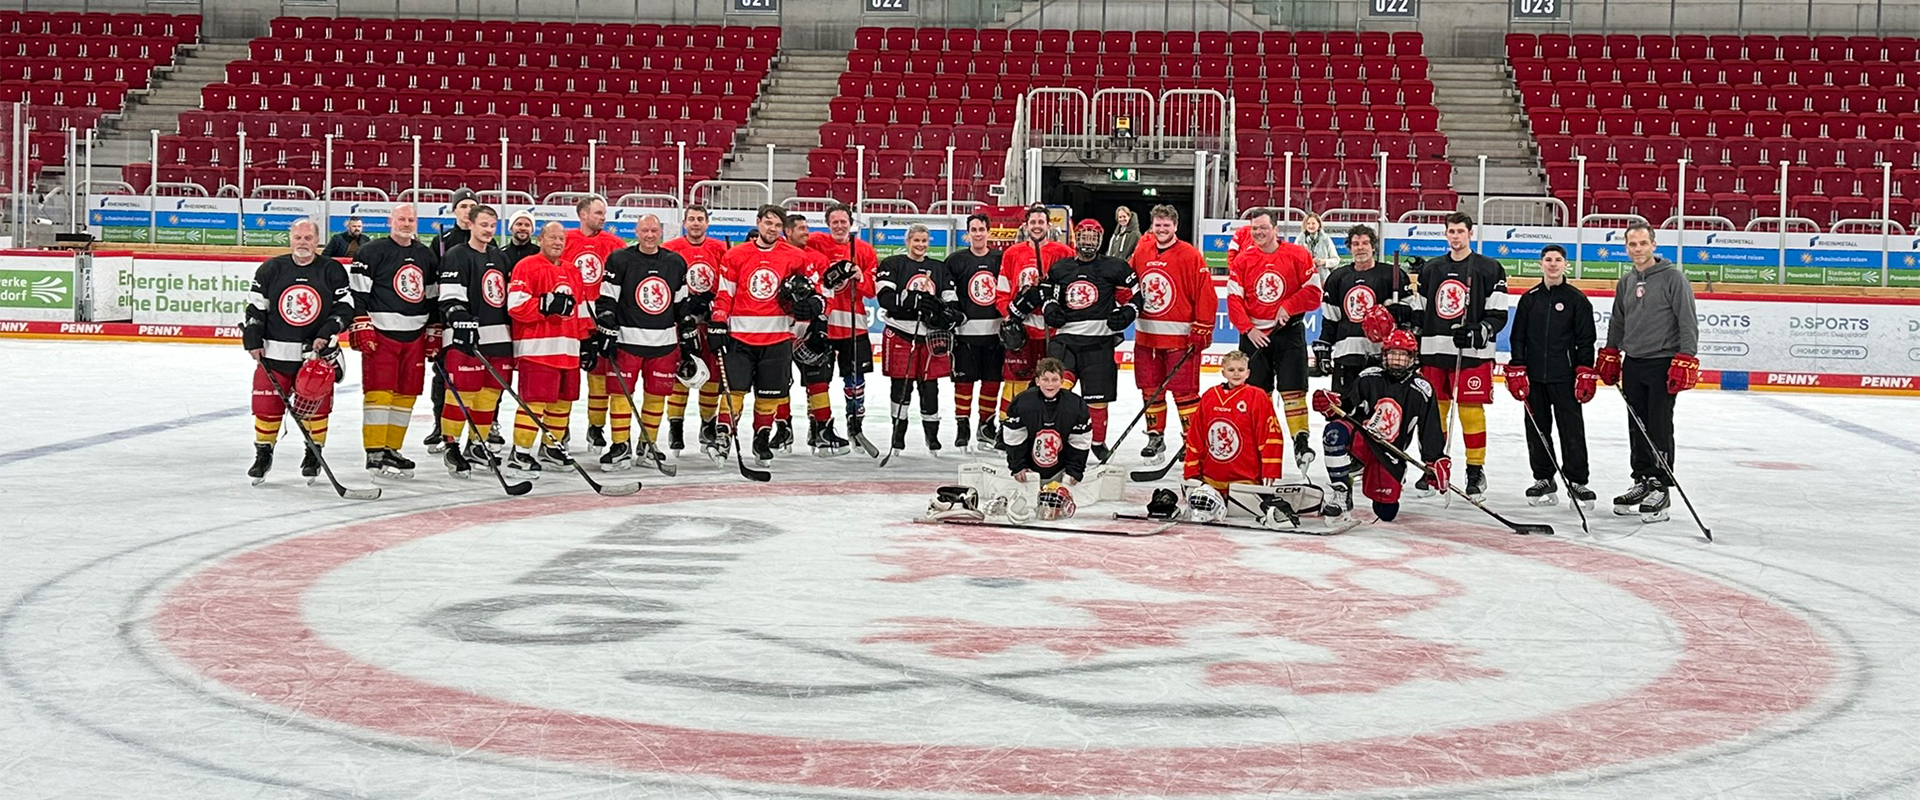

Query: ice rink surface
<box><xmin>2</xmin><ymin>339</ymin><xmax>1916</xmax><ymax>799</ymax></box>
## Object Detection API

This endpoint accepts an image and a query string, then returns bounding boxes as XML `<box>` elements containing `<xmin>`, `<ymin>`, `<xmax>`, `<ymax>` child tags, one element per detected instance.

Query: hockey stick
<box><xmin>259</xmin><ymin>359</ymin><xmax>381</xmax><ymax>501</ymax></box>
<box><xmin>431</xmin><ymin>357</ymin><xmax>533</xmax><ymax>496</ymax></box>
<box><xmin>877</xmin><ymin>327</ymin><xmax>922</xmax><ymax>468</ymax></box>
<box><xmin>604</xmin><ymin>353</ymin><xmax>679</xmax><ymax>477</ymax></box>
<box><xmin>1617</xmin><ymin>385</ymin><xmax>1711</xmax><ymax>542</ymax></box>
<box><xmin>918</xmin><ymin>516</ymin><xmax>1177</xmax><ymax>537</ymax></box>
<box><xmin>1101</xmin><ymin>343</ymin><xmax>1196</xmax><ymax>469</ymax></box>
<box><xmin>1519</xmin><ymin>400</ymin><xmax>1589</xmax><ymax>534</ymax></box>
<box><xmin>477</xmin><ymin>356</ymin><xmax>641</xmax><ymax>496</ymax></box>
<box><xmin>1113</xmin><ymin>512</ymin><xmax>1360</xmax><ymax>536</ymax></box>
<box><xmin>709</xmin><ymin>342</ymin><xmax>773</xmax><ymax>482</ymax></box>
<box><xmin>1325</xmin><ymin>405</ymin><xmax>1554</xmax><ymax>535</ymax></box>
<box><xmin>843</xmin><ymin>221</ymin><xmax>882</xmax><ymax>459</ymax></box>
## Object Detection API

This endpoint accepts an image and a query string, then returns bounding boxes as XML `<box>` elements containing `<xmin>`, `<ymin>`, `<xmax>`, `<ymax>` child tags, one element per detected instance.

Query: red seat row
<box><xmin>1513</xmin><ymin>57</ymin><xmax>1920</xmax><ymax>88</ymax></box>
<box><xmin>854</xmin><ymin>27</ymin><xmax>1421</xmax><ymax>58</ymax></box>
<box><xmin>178</xmin><ymin>111</ymin><xmax>734</xmax><ymax>151</ymax></box>
<box><xmin>1528</xmin><ymin>108</ymin><xmax>1920</xmax><ymax>141</ymax></box>
<box><xmin>0</xmin><ymin>11</ymin><xmax>196</xmax><ymax>42</ymax></box>
<box><xmin>1507</xmin><ymin>32</ymin><xmax>1918</xmax><ymax>63</ymax></box>
<box><xmin>1562</xmin><ymin>190</ymin><xmax>1919</xmax><ymax>230</ymax></box>
<box><xmin>199</xmin><ymin>84</ymin><xmax>752</xmax><ymax>126</ymax></box>
<box><xmin>795</xmin><ymin>176</ymin><xmax>995</xmax><ymax>209</ymax></box>
<box><xmin>153</xmin><ymin>135</ymin><xmax>726</xmax><ymax>178</ymax></box>
<box><xmin>1239</xmin><ymin>157</ymin><xmax>1452</xmax><ymax>190</ymax></box>
<box><xmin>817</xmin><ymin>123</ymin><xmax>1013</xmax><ymax>153</ymax></box>
<box><xmin>807</xmin><ymin>148</ymin><xmax>1008</xmax><ymax>182</ymax></box>
<box><xmin>127</xmin><ymin>164</ymin><xmax>719</xmax><ymax>200</ymax></box>
<box><xmin>847</xmin><ymin>50</ymin><xmax>1429</xmax><ymax>82</ymax></box>
<box><xmin>1522</xmin><ymin>82</ymin><xmax>1920</xmax><ymax>115</ymax></box>
<box><xmin>223</xmin><ymin>63</ymin><xmax>763</xmax><ymax>97</ymax></box>
<box><xmin>1238</xmin><ymin>130</ymin><xmax>1451</xmax><ymax>161</ymax></box>
<box><xmin>268</xmin><ymin>17</ymin><xmax>777</xmax><ymax>50</ymax></box>
<box><xmin>1547</xmin><ymin>161</ymin><xmax>1913</xmax><ymax>198</ymax></box>
<box><xmin>1238</xmin><ymin>187</ymin><xmax>1455</xmax><ymax>217</ymax></box>
<box><xmin>1537</xmin><ymin>134</ymin><xmax>1919</xmax><ymax>170</ymax></box>
<box><xmin>245</xmin><ymin>40</ymin><xmax>771</xmax><ymax>73</ymax></box>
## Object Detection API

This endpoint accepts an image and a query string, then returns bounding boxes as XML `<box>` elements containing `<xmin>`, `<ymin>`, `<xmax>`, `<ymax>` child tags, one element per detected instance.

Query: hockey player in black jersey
<box><xmin>874</xmin><ymin>224</ymin><xmax>959</xmax><ymax>457</ymax></box>
<box><xmin>1312</xmin><ymin>329</ymin><xmax>1450</xmax><ymax>521</ymax></box>
<box><xmin>596</xmin><ymin>213</ymin><xmax>689</xmax><ymax>471</ymax></box>
<box><xmin>244</xmin><ymin>218</ymin><xmax>355</xmax><ymax>483</ymax></box>
<box><xmin>348</xmin><ymin>203</ymin><xmax>439</xmax><ymax>478</ymax></box>
<box><xmin>434</xmin><ymin>204</ymin><xmax>516</xmax><ymax>477</ymax></box>
<box><xmin>944</xmin><ymin>213</ymin><xmax>1006</xmax><ymax>451</ymax></box>
<box><xmin>1314</xmin><ymin>224</ymin><xmax>1412</xmax><ymax>394</ymax></box>
<box><xmin>1405</xmin><ymin>211</ymin><xmax>1509</xmax><ymax>500</ymax></box>
<box><xmin>1001</xmin><ymin>357</ymin><xmax>1092</xmax><ymax>485</ymax></box>
<box><xmin>1040</xmin><ymin>218</ymin><xmax>1136</xmax><ymax>462</ymax></box>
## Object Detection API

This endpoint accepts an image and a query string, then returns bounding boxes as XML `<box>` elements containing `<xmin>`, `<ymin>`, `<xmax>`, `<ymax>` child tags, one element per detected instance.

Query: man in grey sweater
<box><xmin>1595</xmin><ymin>223</ymin><xmax>1699</xmax><ymax>522</ymax></box>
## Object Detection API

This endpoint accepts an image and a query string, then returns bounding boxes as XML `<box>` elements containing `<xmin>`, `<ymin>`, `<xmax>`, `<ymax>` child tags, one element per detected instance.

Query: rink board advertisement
<box><xmin>0</xmin><ymin>251</ymin><xmax>78</xmax><ymax>321</ymax></box>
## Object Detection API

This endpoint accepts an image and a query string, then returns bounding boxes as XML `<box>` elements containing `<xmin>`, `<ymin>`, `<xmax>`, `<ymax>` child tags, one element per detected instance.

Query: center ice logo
<box><xmin>1064</xmin><ymin>279</ymin><xmax>1099</xmax><ymax>310</ymax></box>
<box><xmin>278</xmin><ymin>284</ymin><xmax>322</xmax><ymax>326</ymax></box>
<box><xmin>1206</xmin><ymin>419</ymin><xmax>1241</xmax><ymax>461</ymax></box>
<box><xmin>1434</xmin><ymin>279</ymin><xmax>1470</xmax><ymax>320</ymax></box>
<box><xmin>1254</xmin><ymin>272</ymin><xmax>1284</xmax><ymax>304</ymax></box>
<box><xmin>1138</xmin><ymin>271</ymin><xmax>1173</xmax><ymax>314</ymax></box>
<box><xmin>635</xmin><ymin>276</ymin><xmax>672</xmax><ymax>315</ymax></box>
<box><xmin>967</xmin><ymin>272</ymin><xmax>997</xmax><ymax>305</ymax></box>
<box><xmin>394</xmin><ymin>264</ymin><xmax>426</xmax><ymax>304</ymax></box>
<box><xmin>1343</xmin><ymin>284</ymin><xmax>1378</xmax><ymax>322</ymax></box>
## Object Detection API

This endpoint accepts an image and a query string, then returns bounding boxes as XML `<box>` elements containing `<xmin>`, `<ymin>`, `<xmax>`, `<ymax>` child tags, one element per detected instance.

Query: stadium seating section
<box><xmin>1514</xmin><ymin>33</ymin><xmax>1920</xmax><ymax>229</ymax></box>
<box><xmin>1</xmin><ymin>11</ymin><xmax>198</xmax><ymax>183</ymax></box>
<box><xmin>128</xmin><ymin>19</ymin><xmax>777</xmax><ymax>199</ymax></box>
<box><xmin>812</xmin><ymin>27</ymin><xmax>1454</xmax><ymax>214</ymax></box>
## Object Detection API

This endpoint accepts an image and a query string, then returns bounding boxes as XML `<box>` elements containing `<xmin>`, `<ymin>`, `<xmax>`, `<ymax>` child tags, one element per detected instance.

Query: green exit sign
<box><xmin>1109</xmin><ymin>168</ymin><xmax>1138</xmax><ymax>182</ymax></box>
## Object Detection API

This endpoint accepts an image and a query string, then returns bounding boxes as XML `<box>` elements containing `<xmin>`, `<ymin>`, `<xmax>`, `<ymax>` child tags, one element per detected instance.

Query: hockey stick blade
<box><xmin>260</xmin><ymin>362</ymin><xmax>381</xmax><ymax>501</ymax></box>
<box><xmin>1325</xmin><ymin>405</ymin><xmax>1553</xmax><ymax>536</ymax></box>
<box><xmin>1129</xmin><ymin>456</ymin><xmax>1179</xmax><ymax>483</ymax></box>
<box><xmin>604</xmin><ymin>358</ymin><xmax>681</xmax><ymax>480</ymax></box>
<box><xmin>432</xmin><ymin>359</ymin><xmax>534</xmax><ymax>497</ymax></box>
<box><xmin>916</xmin><ymin>517</ymin><xmax>1176</xmax><ymax>536</ymax></box>
<box><xmin>475</xmin><ymin>357</ymin><xmax>642</xmax><ymax>496</ymax></box>
<box><xmin>851</xmin><ymin>432</ymin><xmax>881</xmax><ymax>458</ymax></box>
<box><xmin>1113</xmin><ymin>513</ymin><xmax>1359</xmax><ymax>536</ymax></box>
<box><xmin>708</xmin><ymin>349</ymin><xmax>772</xmax><ymax>482</ymax></box>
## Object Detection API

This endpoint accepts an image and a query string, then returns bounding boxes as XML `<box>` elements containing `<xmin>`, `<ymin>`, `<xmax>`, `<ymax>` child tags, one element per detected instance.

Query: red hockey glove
<box><xmin>1426</xmin><ymin>455</ymin><xmax>1453</xmax><ymax>490</ymax></box>
<box><xmin>1361</xmin><ymin>305</ymin><xmax>1396</xmax><ymax>343</ymax></box>
<box><xmin>423</xmin><ymin>324</ymin><xmax>443</xmax><ymax>359</ymax></box>
<box><xmin>348</xmin><ymin>317</ymin><xmax>376</xmax><ymax>352</ymax></box>
<box><xmin>1596</xmin><ymin>347</ymin><xmax>1622</xmax><ymax>386</ymax></box>
<box><xmin>1573</xmin><ymin>365</ymin><xmax>1599</xmax><ymax>403</ymax></box>
<box><xmin>1667</xmin><ymin>353</ymin><xmax>1699</xmax><ymax>394</ymax></box>
<box><xmin>1187</xmin><ymin>327</ymin><xmax>1213</xmax><ymax>350</ymax></box>
<box><xmin>1504</xmin><ymin>364</ymin><xmax>1529</xmax><ymax>402</ymax></box>
<box><xmin>1311</xmin><ymin>389</ymin><xmax>1340</xmax><ymax>417</ymax></box>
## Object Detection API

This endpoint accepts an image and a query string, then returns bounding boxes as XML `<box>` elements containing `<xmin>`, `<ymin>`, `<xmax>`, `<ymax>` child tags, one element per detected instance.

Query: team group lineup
<box><xmin>239</xmin><ymin>191</ymin><xmax>1702</xmax><ymax>530</ymax></box>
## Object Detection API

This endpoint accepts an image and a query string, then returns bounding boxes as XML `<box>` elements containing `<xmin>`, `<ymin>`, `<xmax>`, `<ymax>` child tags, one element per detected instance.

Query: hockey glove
<box><xmin>1573</xmin><ymin>365</ymin><xmax>1599</xmax><ymax>403</ymax></box>
<box><xmin>706</xmin><ymin>319</ymin><xmax>732</xmax><ymax>355</ymax></box>
<box><xmin>579</xmin><ymin>340</ymin><xmax>599</xmax><ymax>373</ymax></box>
<box><xmin>1667</xmin><ymin>353</ymin><xmax>1699</xmax><ymax>394</ymax></box>
<box><xmin>1504</xmin><ymin>364</ymin><xmax>1529</xmax><ymax>402</ymax></box>
<box><xmin>1596</xmin><ymin>347</ymin><xmax>1623</xmax><ymax>386</ymax></box>
<box><xmin>423</xmin><ymin>323</ymin><xmax>444</xmax><ymax>359</ymax></box>
<box><xmin>1361</xmin><ymin>305</ymin><xmax>1397</xmax><ymax>343</ymax></box>
<box><xmin>944</xmin><ymin>302</ymin><xmax>968</xmax><ymax>331</ymax></box>
<box><xmin>1042</xmin><ymin>300</ymin><xmax>1068</xmax><ymax>330</ymax></box>
<box><xmin>1451</xmin><ymin>322</ymin><xmax>1488</xmax><ymax>350</ymax></box>
<box><xmin>1106</xmin><ymin>301</ymin><xmax>1138</xmax><ymax>332</ymax></box>
<box><xmin>449</xmin><ymin>319</ymin><xmax>480</xmax><ymax>354</ymax></box>
<box><xmin>821</xmin><ymin>260</ymin><xmax>858</xmax><ymax>292</ymax></box>
<box><xmin>1188</xmin><ymin>326</ymin><xmax>1213</xmax><ymax>350</ymax></box>
<box><xmin>998</xmin><ymin>317</ymin><xmax>1029</xmax><ymax>350</ymax></box>
<box><xmin>683</xmin><ymin>292</ymin><xmax>712</xmax><ymax>320</ymax></box>
<box><xmin>912</xmin><ymin>290</ymin><xmax>946</xmax><ymax>320</ymax></box>
<box><xmin>1010</xmin><ymin>285</ymin><xmax>1047</xmax><ymax>318</ymax></box>
<box><xmin>539</xmin><ymin>290</ymin><xmax>576</xmax><ymax>317</ymax></box>
<box><xmin>1310</xmin><ymin>341</ymin><xmax>1333</xmax><ymax>377</ymax></box>
<box><xmin>1311</xmin><ymin>389</ymin><xmax>1340</xmax><ymax>417</ymax></box>
<box><xmin>1426</xmin><ymin>455</ymin><xmax>1453</xmax><ymax>490</ymax></box>
<box><xmin>348</xmin><ymin>317</ymin><xmax>377</xmax><ymax>352</ymax></box>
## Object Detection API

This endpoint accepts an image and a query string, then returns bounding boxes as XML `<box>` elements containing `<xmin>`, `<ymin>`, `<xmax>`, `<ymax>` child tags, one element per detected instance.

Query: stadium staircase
<box><xmin>75</xmin><ymin>40</ymin><xmax>251</xmax><ymax>193</ymax></box>
<box><xmin>723</xmin><ymin>49</ymin><xmax>847</xmax><ymax>203</ymax></box>
<box><xmin>1426</xmin><ymin>57</ymin><xmax>1546</xmax><ymax>213</ymax></box>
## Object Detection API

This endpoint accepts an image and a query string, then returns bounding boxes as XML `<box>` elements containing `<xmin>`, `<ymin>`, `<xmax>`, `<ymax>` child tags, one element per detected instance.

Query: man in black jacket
<box><xmin>1505</xmin><ymin>245</ymin><xmax>1598</xmax><ymax>509</ymax></box>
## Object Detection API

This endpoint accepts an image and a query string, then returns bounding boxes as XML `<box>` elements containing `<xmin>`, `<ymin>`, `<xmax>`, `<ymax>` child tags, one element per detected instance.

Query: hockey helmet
<box><xmin>1380</xmin><ymin>328</ymin><xmax>1418</xmax><ymax>378</ymax></box>
<box><xmin>998</xmin><ymin>317</ymin><xmax>1028</xmax><ymax>350</ymax></box>
<box><xmin>926</xmin><ymin>328</ymin><xmax>955</xmax><ymax>358</ymax></box>
<box><xmin>778</xmin><ymin>274</ymin><xmax>818</xmax><ymax>316</ymax></box>
<box><xmin>1073</xmin><ymin>219</ymin><xmax>1104</xmax><ymax>257</ymax></box>
<box><xmin>1183</xmin><ymin>480</ymin><xmax>1226</xmax><ymax>523</ymax></box>
<box><xmin>794</xmin><ymin>331</ymin><xmax>834</xmax><ymax>368</ymax></box>
<box><xmin>927</xmin><ymin>485</ymin><xmax>984</xmax><ymax>521</ymax></box>
<box><xmin>1037</xmin><ymin>481</ymin><xmax>1076</xmax><ymax>521</ymax></box>
<box><xmin>290</xmin><ymin>356</ymin><xmax>336</xmax><ymax>421</ymax></box>
<box><xmin>676</xmin><ymin>353</ymin><xmax>710</xmax><ymax>390</ymax></box>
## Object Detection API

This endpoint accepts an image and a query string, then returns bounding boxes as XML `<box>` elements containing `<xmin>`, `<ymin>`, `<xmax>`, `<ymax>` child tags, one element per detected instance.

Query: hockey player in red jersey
<box><xmin>347</xmin><ymin>202</ymin><xmax>438</xmax><ymax>478</ymax></box>
<box><xmin>712</xmin><ymin>205</ymin><xmax>812</xmax><ymax>466</ymax></box>
<box><xmin>1313</xmin><ymin>329</ymin><xmax>1450</xmax><ymax>521</ymax></box>
<box><xmin>562</xmin><ymin>195</ymin><xmax>623</xmax><ymax>454</ymax></box>
<box><xmin>805</xmin><ymin>203</ymin><xmax>881</xmax><ymax>449</ymax></box>
<box><xmin>1128</xmin><ymin>204</ymin><xmax>1218</xmax><ymax>462</ymax></box>
<box><xmin>995</xmin><ymin>205</ymin><xmax>1075</xmax><ymax>429</ymax></box>
<box><xmin>244</xmin><ymin>219</ymin><xmax>355</xmax><ymax>484</ymax></box>
<box><xmin>505</xmin><ymin>222</ymin><xmax>596</xmax><ymax>477</ymax></box>
<box><xmin>1184</xmin><ymin>349</ymin><xmax>1286</xmax><ymax>488</ymax></box>
<box><xmin>663</xmin><ymin>205</ymin><xmax>728</xmax><ymax>455</ymax></box>
<box><xmin>1227</xmin><ymin>208</ymin><xmax>1323</xmax><ymax>470</ymax></box>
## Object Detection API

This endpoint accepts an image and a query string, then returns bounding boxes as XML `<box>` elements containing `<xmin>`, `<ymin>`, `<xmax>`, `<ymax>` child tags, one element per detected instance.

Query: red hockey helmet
<box><xmin>1074</xmin><ymin>218</ymin><xmax>1105</xmax><ymax>236</ymax></box>
<box><xmin>1380</xmin><ymin>329</ymin><xmax>1419</xmax><ymax>377</ymax></box>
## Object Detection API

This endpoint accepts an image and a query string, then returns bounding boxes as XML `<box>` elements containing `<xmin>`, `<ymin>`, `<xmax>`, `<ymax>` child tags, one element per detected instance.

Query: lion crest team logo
<box><xmin>1207</xmin><ymin>420</ymin><xmax>1241</xmax><ymax>462</ymax></box>
<box><xmin>1364</xmin><ymin>398</ymin><xmax>1403</xmax><ymax>441</ymax></box>
<box><xmin>906</xmin><ymin>273</ymin><xmax>936</xmax><ymax>295</ymax></box>
<box><xmin>1139</xmin><ymin>271</ymin><xmax>1173</xmax><ymax>314</ymax></box>
<box><xmin>686</xmin><ymin>263</ymin><xmax>715</xmax><ymax>294</ymax></box>
<box><xmin>1064</xmin><ymin>280</ymin><xmax>1099</xmax><ymax>310</ymax></box>
<box><xmin>1343</xmin><ymin>285</ymin><xmax>1378</xmax><ymax>322</ymax></box>
<box><xmin>1016</xmin><ymin>266</ymin><xmax>1040</xmax><ymax>290</ymax></box>
<box><xmin>1434</xmin><ymin>279</ymin><xmax>1470</xmax><ymax>320</ymax></box>
<box><xmin>278</xmin><ymin>284</ymin><xmax>322</xmax><ymax>326</ymax></box>
<box><xmin>747</xmin><ymin>268</ymin><xmax>779</xmax><ymax>301</ymax></box>
<box><xmin>574</xmin><ymin>252</ymin><xmax>605</xmax><ymax>285</ymax></box>
<box><xmin>968</xmin><ymin>272</ymin><xmax>996</xmax><ymax>305</ymax></box>
<box><xmin>1254</xmin><ymin>272</ymin><xmax>1284</xmax><ymax>304</ymax></box>
<box><xmin>393</xmin><ymin>264</ymin><xmax>426</xmax><ymax>304</ymax></box>
<box><xmin>636</xmin><ymin>276</ymin><xmax>672</xmax><ymax>315</ymax></box>
<box><xmin>1031</xmin><ymin>429</ymin><xmax>1063</xmax><ymax>468</ymax></box>
<box><xmin>481</xmin><ymin>270</ymin><xmax>507</xmax><ymax>307</ymax></box>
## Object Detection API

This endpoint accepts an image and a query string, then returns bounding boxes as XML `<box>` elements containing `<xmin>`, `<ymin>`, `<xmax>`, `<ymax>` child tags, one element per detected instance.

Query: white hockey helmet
<box><xmin>676</xmin><ymin>354</ymin><xmax>710</xmax><ymax>391</ymax></box>
<box><xmin>1183</xmin><ymin>480</ymin><xmax>1226</xmax><ymax>523</ymax></box>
